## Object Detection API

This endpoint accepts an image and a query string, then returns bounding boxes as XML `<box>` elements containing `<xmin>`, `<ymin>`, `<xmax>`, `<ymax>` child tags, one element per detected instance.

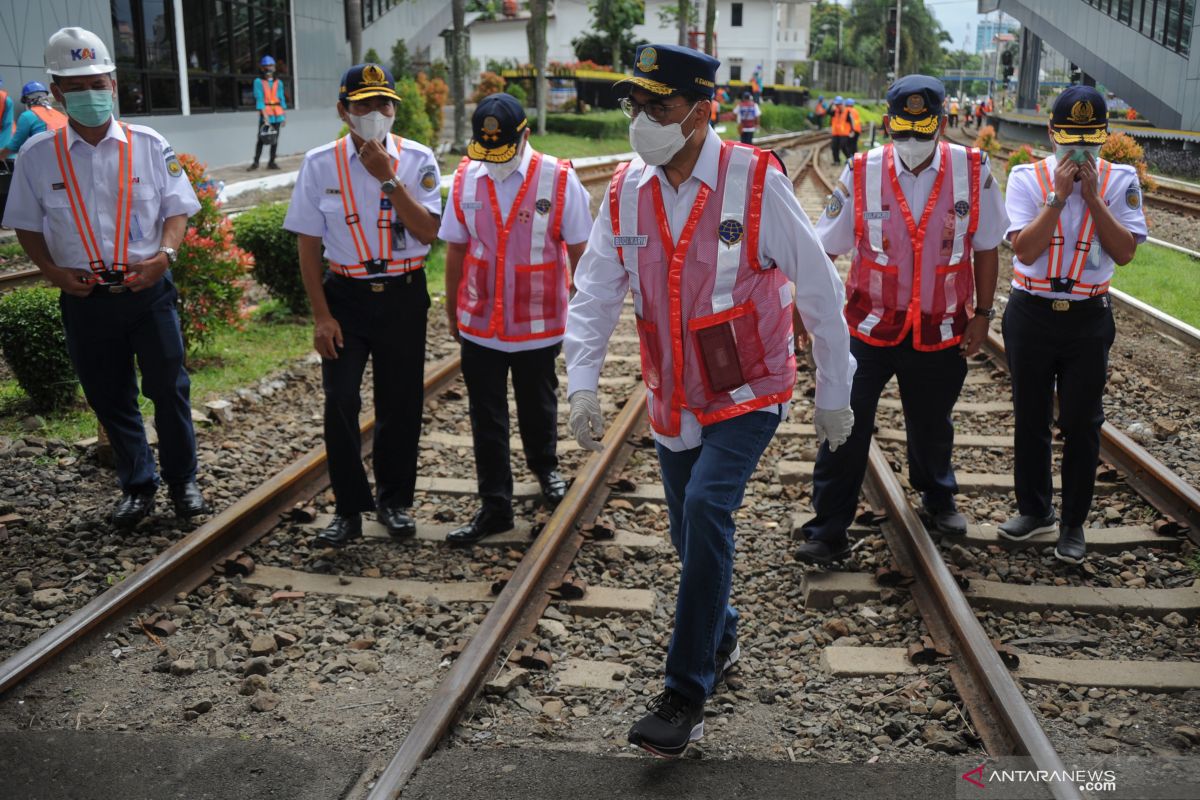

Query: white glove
<box><xmin>814</xmin><ymin>405</ymin><xmax>854</xmax><ymax>452</ymax></box>
<box><xmin>569</xmin><ymin>390</ymin><xmax>605</xmax><ymax>452</ymax></box>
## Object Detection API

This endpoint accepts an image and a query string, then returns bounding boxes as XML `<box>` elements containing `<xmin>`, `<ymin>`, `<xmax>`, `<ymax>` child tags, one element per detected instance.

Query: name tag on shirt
<box><xmin>613</xmin><ymin>235</ymin><xmax>649</xmax><ymax>247</ymax></box>
<box><xmin>461</xmin><ymin>201</ymin><xmax>483</xmax><ymax>210</ymax></box>
<box><xmin>863</xmin><ymin>210</ymin><xmax>890</xmax><ymax>220</ymax></box>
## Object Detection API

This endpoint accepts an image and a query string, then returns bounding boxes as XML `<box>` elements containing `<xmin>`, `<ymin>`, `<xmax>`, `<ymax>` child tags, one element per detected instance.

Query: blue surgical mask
<box><xmin>63</xmin><ymin>89</ymin><xmax>114</xmax><ymax>127</ymax></box>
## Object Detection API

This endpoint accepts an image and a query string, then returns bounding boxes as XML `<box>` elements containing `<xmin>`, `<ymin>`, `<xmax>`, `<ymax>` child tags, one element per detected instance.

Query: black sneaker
<box><xmin>714</xmin><ymin>641</ymin><xmax>741</xmax><ymax>687</ymax></box>
<box><xmin>998</xmin><ymin>512</ymin><xmax>1057</xmax><ymax>542</ymax></box>
<box><xmin>1054</xmin><ymin>525</ymin><xmax>1086</xmax><ymax>565</ymax></box>
<box><xmin>628</xmin><ymin>688</ymin><xmax>704</xmax><ymax>758</ymax></box>
<box><xmin>795</xmin><ymin>537</ymin><xmax>851</xmax><ymax>567</ymax></box>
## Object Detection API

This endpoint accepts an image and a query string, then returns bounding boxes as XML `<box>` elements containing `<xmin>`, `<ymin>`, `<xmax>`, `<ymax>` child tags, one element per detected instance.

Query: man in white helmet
<box><xmin>2</xmin><ymin>27</ymin><xmax>210</xmax><ymax>530</ymax></box>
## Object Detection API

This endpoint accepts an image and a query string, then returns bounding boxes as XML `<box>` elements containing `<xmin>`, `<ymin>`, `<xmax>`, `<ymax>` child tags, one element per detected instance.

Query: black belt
<box><xmin>327</xmin><ymin>271</ymin><xmax>420</xmax><ymax>293</ymax></box>
<box><xmin>1011</xmin><ymin>290</ymin><xmax>1110</xmax><ymax>312</ymax></box>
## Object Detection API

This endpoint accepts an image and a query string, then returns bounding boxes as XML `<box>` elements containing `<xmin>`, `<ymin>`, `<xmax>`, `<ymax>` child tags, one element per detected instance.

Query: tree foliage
<box><xmin>809</xmin><ymin>0</ymin><xmax>951</xmax><ymax>77</ymax></box>
<box><xmin>0</xmin><ymin>287</ymin><xmax>78</xmax><ymax>412</ymax></box>
<box><xmin>585</xmin><ymin>0</ymin><xmax>645</xmax><ymax>71</ymax></box>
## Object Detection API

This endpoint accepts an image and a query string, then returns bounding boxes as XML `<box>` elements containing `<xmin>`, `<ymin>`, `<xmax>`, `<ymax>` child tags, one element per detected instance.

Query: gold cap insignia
<box><xmin>638</xmin><ymin>47</ymin><xmax>659</xmax><ymax>73</ymax></box>
<box><xmin>1069</xmin><ymin>100</ymin><xmax>1095</xmax><ymax>124</ymax></box>
<box><xmin>905</xmin><ymin>94</ymin><xmax>926</xmax><ymax>115</ymax></box>
<box><xmin>481</xmin><ymin>115</ymin><xmax>501</xmax><ymax>142</ymax></box>
<box><xmin>362</xmin><ymin>64</ymin><xmax>386</xmax><ymax>86</ymax></box>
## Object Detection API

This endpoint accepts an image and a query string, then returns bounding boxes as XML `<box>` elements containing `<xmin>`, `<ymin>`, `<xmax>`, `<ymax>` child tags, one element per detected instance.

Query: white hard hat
<box><xmin>45</xmin><ymin>27</ymin><xmax>115</xmax><ymax>76</ymax></box>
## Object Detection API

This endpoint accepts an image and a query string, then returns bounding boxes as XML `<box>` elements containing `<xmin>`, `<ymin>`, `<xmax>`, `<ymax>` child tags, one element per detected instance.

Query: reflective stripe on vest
<box><xmin>52</xmin><ymin>123</ymin><xmax>134</xmax><ymax>282</ymax></box>
<box><xmin>1022</xmin><ymin>157</ymin><xmax>1114</xmax><ymax>296</ymax></box>
<box><xmin>32</xmin><ymin>104</ymin><xmax>68</xmax><ymax>131</ymax></box>
<box><xmin>260</xmin><ymin>79</ymin><xmax>285</xmax><ymax>118</ymax></box>
<box><xmin>848</xmin><ymin>141</ymin><xmax>980</xmax><ymax>351</ymax></box>
<box><xmin>329</xmin><ymin>134</ymin><xmax>418</xmax><ymax>278</ymax></box>
<box><xmin>452</xmin><ymin>152</ymin><xmax>571</xmax><ymax>340</ymax></box>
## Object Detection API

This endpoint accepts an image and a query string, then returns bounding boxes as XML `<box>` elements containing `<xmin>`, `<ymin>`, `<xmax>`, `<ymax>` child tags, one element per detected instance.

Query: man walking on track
<box><xmin>735</xmin><ymin>91</ymin><xmax>761</xmax><ymax>144</ymax></box>
<box><xmin>284</xmin><ymin>63</ymin><xmax>441</xmax><ymax>548</ymax></box>
<box><xmin>440</xmin><ymin>92</ymin><xmax>592</xmax><ymax>544</ymax></box>
<box><xmin>795</xmin><ymin>75</ymin><xmax>1007</xmax><ymax>567</ymax></box>
<box><xmin>3</xmin><ymin>27</ymin><xmax>210</xmax><ymax>529</ymax></box>
<box><xmin>998</xmin><ymin>86</ymin><xmax>1146</xmax><ymax>564</ymax></box>
<box><xmin>565</xmin><ymin>43</ymin><xmax>855</xmax><ymax>758</ymax></box>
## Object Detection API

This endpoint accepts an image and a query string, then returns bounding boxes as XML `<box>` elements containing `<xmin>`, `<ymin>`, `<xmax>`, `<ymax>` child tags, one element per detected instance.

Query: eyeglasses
<box><xmin>888</xmin><ymin>130</ymin><xmax>937</xmax><ymax>141</ymax></box>
<box><xmin>619</xmin><ymin>96</ymin><xmax>694</xmax><ymax>124</ymax></box>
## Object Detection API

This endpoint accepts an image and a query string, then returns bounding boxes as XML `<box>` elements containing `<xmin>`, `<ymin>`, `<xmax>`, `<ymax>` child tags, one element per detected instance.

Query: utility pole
<box><xmin>678</xmin><ymin>0</ymin><xmax>688</xmax><ymax>47</ymax></box>
<box><xmin>528</xmin><ymin>0</ymin><xmax>548</xmax><ymax>134</ymax></box>
<box><xmin>346</xmin><ymin>0</ymin><xmax>362</xmax><ymax>63</ymax></box>
<box><xmin>704</xmin><ymin>0</ymin><xmax>716</xmax><ymax>55</ymax></box>
<box><xmin>893</xmin><ymin>0</ymin><xmax>902</xmax><ymax>78</ymax></box>
<box><xmin>451</xmin><ymin>0</ymin><xmax>466</xmax><ymax>150</ymax></box>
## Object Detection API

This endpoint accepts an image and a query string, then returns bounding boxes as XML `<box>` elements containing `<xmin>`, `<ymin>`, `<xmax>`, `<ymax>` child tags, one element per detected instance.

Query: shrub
<box><xmin>546</xmin><ymin>110</ymin><xmax>629</xmax><ymax>139</ymax></box>
<box><xmin>0</xmin><ymin>287</ymin><xmax>78</xmax><ymax>411</ymax></box>
<box><xmin>1101</xmin><ymin>131</ymin><xmax>1157</xmax><ymax>190</ymax></box>
<box><xmin>174</xmin><ymin>153</ymin><xmax>252</xmax><ymax>352</ymax></box>
<box><xmin>471</xmin><ymin>71</ymin><xmax>506</xmax><ymax>102</ymax></box>
<box><xmin>1006</xmin><ymin>144</ymin><xmax>1035</xmax><ymax>175</ymax></box>
<box><xmin>973</xmin><ymin>125</ymin><xmax>1001</xmax><ymax>157</ymax></box>
<box><xmin>760</xmin><ymin>103</ymin><xmax>811</xmax><ymax>133</ymax></box>
<box><xmin>233</xmin><ymin>203</ymin><xmax>308</xmax><ymax>315</ymax></box>
<box><xmin>391</xmin><ymin>77</ymin><xmax>434</xmax><ymax>145</ymax></box>
<box><xmin>416</xmin><ymin>72</ymin><xmax>449</xmax><ymax>140</ymax></box>
<box><xmin>504</xmin><ymin>82</ymin><xmax>527</xmax><ymax>104</ymax></box>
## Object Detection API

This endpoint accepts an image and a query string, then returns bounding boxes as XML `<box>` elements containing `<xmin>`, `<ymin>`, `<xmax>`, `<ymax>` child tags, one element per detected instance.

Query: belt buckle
<box><xmin>363</xmin><ymin>259</ymin><xmax>387</xmax><ymax>276</ymax></box>
<box><xmin>1051</xmin><ymin>299</ymin><xmax>1071</xmax><ymax>311</ymax></box>
<box><xmin>370</xmin><ymin>282</ymin><xmax>385</xmax><ymax>293</ymax></box>
<box><xmin>99</xmin><ymin>270</ymin><xmax>127</xmax><ymax>292</ymax></box>
<box><xmin>1050</xmin><ymin>277</ymin><xmax>1075</xmax><ymax>294</ymax></box>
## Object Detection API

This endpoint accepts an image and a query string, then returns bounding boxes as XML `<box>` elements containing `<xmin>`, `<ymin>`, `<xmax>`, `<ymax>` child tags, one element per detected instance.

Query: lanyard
<box><xmin>333</xmin><ymin>134</ymin><xmax>401</xmax><ymax>273</ymax></box>
<box><xmin>53</xmin><ymin>122</ymin><xmax>133</xmax><ymax>283</ymax></box>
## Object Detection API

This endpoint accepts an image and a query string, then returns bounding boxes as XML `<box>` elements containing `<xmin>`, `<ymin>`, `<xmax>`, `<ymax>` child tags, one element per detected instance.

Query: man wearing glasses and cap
<box><xmin>998</xmin><ymin>86</ymin><xmax>1145</xmax><ymax>564</ymax></box>
<box><xmin>284</xmin><ymin>64</ymin><xmax>441</xmax><ymax>548</ymax></box>
<box><xmin>439</xmin><ymin>92</ymin><xmax>592</xmax><ymax>544</ymax></box>
<box><xmin>796</xmin><ymin>75</ymin><xmax>1007</xmax><ymax>567</ymax></box>
<box><xmin>565</xmin><ymin>43</ymin><xmax>855</xmax><ymax>758</ymax></box>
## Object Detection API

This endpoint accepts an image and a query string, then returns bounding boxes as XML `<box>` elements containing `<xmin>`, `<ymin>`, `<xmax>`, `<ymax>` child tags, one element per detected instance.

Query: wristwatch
<box><xmin>380</xmin><ymin>176</ymin><xmax>399</xmax><ymax>194</ymax></box>
<box><xmin>974</xmin><ymin>306</ymin><xmax>996</xmax><ymax>320</ymax></box>
<box><xmin>1044</xmin><ymin>192</ymin><xmax>1065</xmax><ymax>209</ymax></box>
<box><xmin>158</xmin><ymin>246</ymin><xmax>178</xmax><ymax>264</ymax></box>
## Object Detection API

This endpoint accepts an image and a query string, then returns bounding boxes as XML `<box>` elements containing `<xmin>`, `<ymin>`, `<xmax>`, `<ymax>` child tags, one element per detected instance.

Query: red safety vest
<box><xmin>259</xmin><ymin>78</ymin><xmax>285</xmax><ymax>118</ymax></box>
<box><xmin>0</xmin><ymin>90</ymin><xmax>14</xmax><ymax>136</ymax></box>
<box><xmin>328</xmin><ymin>134</ymin><xmax>425</xmax><ymax>278</ymax></box>
<box><xmin>52</xmin><ymin>122</ymin><xmax>134</xmax><ymax>283</ymax></box>
<box><xmin>845</xmin><ymin>141</ymin><xmax>981</xmax><ymax>351</ymax></box>
<box><xmin>451</xmin><ymin>151</ymin><xmax>572</xmax><ymax>341</ymax></box>
<box><xmin>1016</xmin><ymin>157</ymin><xmax>1114</xmax><ymax>297</ymax></box>
<box><xmin>609</xmin><ymin>140</ymin><xmax>796</xmax><ymax>436</ymax></box>
<box><xmin>737</xmin><ymin>102</ymin><xmax>758</xmax><ymax>132</ymax></box>
<box><xmin>32</xmin><ymin>104</ymin><xmax>68</xmax><ymax>131</ymax></box>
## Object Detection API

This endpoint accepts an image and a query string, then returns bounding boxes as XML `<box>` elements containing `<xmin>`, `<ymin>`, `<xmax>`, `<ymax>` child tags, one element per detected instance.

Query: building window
<box><xmin>1082</xmin><ymin>0</ymin><xmax>1192</xmax><ymax>55</ymax></box>
<box><xmin>363</xmin><ymin>0</ymin><xmax>396</xmax><ymax>29</ymax></box>
<box><xmin>180</xmin><ymin>0</ymin><xmax>292</xmax><ymax>114</ymax></box>
<box><xmin>731</xmin><ymin>2</ymin><xmax>743</xmax><ymax>26</ymax></box>
<box><xmin>730</xmin><ymin>64</ymin><xmax>742</xmax><ymax>80</ymax></box>
<box><xmin>111</xmin><ymin>0</ymin><xmax>180</xmax><ymax>115</ymax></box>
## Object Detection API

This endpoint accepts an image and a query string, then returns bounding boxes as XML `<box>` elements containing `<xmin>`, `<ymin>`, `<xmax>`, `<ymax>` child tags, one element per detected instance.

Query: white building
<box><xmin>467</xmin><ymin>0</ymin><xmax>813</xmax><ymax>87</ymax></box>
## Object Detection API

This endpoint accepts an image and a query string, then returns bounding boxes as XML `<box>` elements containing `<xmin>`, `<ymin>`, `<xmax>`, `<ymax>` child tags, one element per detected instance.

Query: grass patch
<box><xmin>0</xmin><ymin>242</ymin><xmax>25</xmax><ymax>259</ymax></box>
<box><xmin>527</xmin><ymin>132</ymin><xmax>631</xmax><ymax>159</ymax></box>
<box><xmin>0</xmin><ymin>304</ymin><xmax>313</xmax><ymax>444</ymax></box>
<box><xmin>426</xmin><ymin>240</ymin><xmax>446</xmax><ymax>295</ymax></box>
<box><xmin>1109</xmin><ymin>243</ymin><xmax>1200</xmax><ymax>328</ymax></box>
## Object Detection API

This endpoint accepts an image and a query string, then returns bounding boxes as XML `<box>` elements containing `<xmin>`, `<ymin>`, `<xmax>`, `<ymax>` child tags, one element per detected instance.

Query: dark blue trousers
<box><xmin>59</xmin><ymin>276</ymin><xmax>197</xmax><ymax>493</ymax></box>
<box><xmin>801</xmin><ymin>335</ymin><xmax>968</xmax><ymax>545</ymax></box>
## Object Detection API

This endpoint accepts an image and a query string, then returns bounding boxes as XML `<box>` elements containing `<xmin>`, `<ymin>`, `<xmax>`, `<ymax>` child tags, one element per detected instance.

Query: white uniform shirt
<box><xmin>439</xmin><ymin>144</ymin><xmax>594</xmax><ymax>352</ymax></box>
<box><xmin>1005</xmin><ymin>157</ymin><xmax>1147</xmax><ymax>300</ymax></box>
<box><xmin>283</xmin><ymin>135</ymin><xmax>442</xmax><ymax>268</ymax></box>
<box><xmin>2</xmin><ymin>120</ymin><xmax>201</xmax><ymax>270</ymax></box>
<box><xmin>817</xmin><ymin>144</ymin><xmax>1008</xmax><ymax>256</ymax></box>
<box><xmin>565</xmin><ymin>128</ymin><xmax>856</xmax><ymax>451</ymax></box>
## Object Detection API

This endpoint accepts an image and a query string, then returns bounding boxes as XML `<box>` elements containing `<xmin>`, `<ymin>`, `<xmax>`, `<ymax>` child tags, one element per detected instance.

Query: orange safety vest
<box><xmin>259</xmin><ymin>78</ymin><xmax>285</xmax><ymax>118</ymax></box>
<box><xmin>830</xmin><ymin>106</ymin><xmax>851</xmax><ymax>136</ymax></box>
<box><xmin>846</xmin><ymin>107</ymin><xmax>861</xmax><ymax>134</ymax></box>
<box><xmin>0</xmin><ymin>90</ymin><xmax>14</xmax><ymax>135</ymax></box>
<box><xmin>52</xmin><ymin>122</ymin><xmax>135</xmax><ymax>284</ymax></box>
<box><xmin>1017</xmin><ymin>157</ymin><xmax>1114</xmax><ymax>297</ymax></box>
<box><xmin>32</xmin><ymin>104</ymin><xmax>68</xmax><ymax>131</ymax></box>
<box><xmin>329</xmin><ymin>134</ymin><xmax>425</xmax><ymax>278</ymax></box>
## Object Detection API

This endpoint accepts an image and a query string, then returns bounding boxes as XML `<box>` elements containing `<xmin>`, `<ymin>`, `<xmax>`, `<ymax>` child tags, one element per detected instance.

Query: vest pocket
<box><xmin>458</xmin><ymin>252</ymin><xmax>490</xmax><ymax>316</ymax></box>
<box><xmin>512</xmin><ymin>261</ymin><xmax>559</xmax><ymax>325</ymax></box>
<box><xmin>634</xmin><ymin>315</ymin><xmax>662</xmax><ymax>391</ymax></box>
<box><xmin>688</xmin><ymin>301</ymin><xmax>768</xmax><ymax>397</ymax></box>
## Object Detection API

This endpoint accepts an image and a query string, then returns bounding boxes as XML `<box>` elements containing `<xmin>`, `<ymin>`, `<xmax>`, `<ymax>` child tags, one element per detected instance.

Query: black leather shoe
<box><xmin>922</xmin><ymin>504</ymin><xmax>967</xmax><ymax>536</ymax></box>
<box><xmin>169</xmin><ymin>481</ymin><xmax>210</xmax><ymax>519</ymax></box>
<box><xmin>795</xmin><ymin>537</ymin><xmax>852</xmax><ymax>567</ymax></box>
<box><xmin>378</xmin><ymin>506</ymin><xmax>417</xmax><ymax>540</ymax></box>
<box><xmin>113</xmin><ymin>489</ymin><xmax>156</xmax><ymax>529</ymax></box>
<box><xmin>267</xmin><ymin>161</ymin><xmax>280</xmax><ymax>170</ymax></box>
<box><xmin>998</xmin><ymin>512</ymin><xmax>1058</xmax><ymax>542</ymax></box>
<box><xmin>537</xmin><ymin>471</ymin><xmax>567</xmax><ymax>507</ymax></box>
<box><xmin>315</xmin><ymin>514</ymin><xmax>362</xmax><ymax>548</ymax></box>
<box><xmin>246</xmin><ymin>162</ymin><xmax>259</xmax><ymax>171</ymax></box>
<box><xmin>1054</xmin><ymin>525</ymin><xmax>1086</xmax><ymax>564</ymax></box>
<box><xmin>446</xmin><ymin>508</ymin><xmax>514</xmax><ymax>545</ymax></box>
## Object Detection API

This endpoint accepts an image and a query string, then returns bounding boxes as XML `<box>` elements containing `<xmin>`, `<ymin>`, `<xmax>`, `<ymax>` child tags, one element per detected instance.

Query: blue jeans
<box><xmin>655</xmin><ymin>410</ymin><xmax>780</xmax><ymax>705</ymax></box>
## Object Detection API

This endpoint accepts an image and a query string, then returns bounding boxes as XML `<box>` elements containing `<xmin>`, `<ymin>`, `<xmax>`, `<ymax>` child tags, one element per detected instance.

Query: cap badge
<box><xmin>905</xmin><ymin>94</ymin><xmax>926</xmax><ymax>115</ymax></box>
<box><xmin>1069</xmin><ymin>100</ymin><xmax>1095</xmax><ymax>124</ymax></box>
<box><xmin>362</xmin><ymin>64</ymin><xmax>386</xmax><ymax>86</ymax></box>
<box><xmin>718</xmin><ymin>218</ymin><xmax>744</xmax><ymax>246</ymax></box>
<box><xmin>638</xmin><ymin>47</ymin><xmax>659</xmax><ymax>73</ymax></box>
<box><xmin>535</xmin><ymin>198</ymin><xmax>552</xmax><ymax>215</ymax></box>
<box><xmin>482</xmin><ymin>115</ymin><xmax>501</xmax><ymax>142</ymax></box>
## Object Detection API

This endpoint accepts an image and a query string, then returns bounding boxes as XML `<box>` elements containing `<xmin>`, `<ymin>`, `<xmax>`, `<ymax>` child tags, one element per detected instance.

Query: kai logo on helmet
<box><xmin>71</xmin><ymin>48</ymin><xmax>98</xmax><ymax>61</ymax></box>
<box><xmin>1069</xmin><ymin>100</ymin><xmax>1095</xmax><ymax>124</ymax></box>
<box><xmin>637</xmin><ymin>47</ymin><xmax>660</xmax><ymax>73</ymax></box>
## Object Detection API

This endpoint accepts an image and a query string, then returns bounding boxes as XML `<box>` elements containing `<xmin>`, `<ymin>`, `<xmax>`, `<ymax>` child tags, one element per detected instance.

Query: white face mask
<box><xmin>1055</xmin><ymin>144</ymin><xmax>1101</xmax><ymax>164</ymax></box>
<box><xmin>629</xmin><ymin>103</ymin><xmax>698</xmax><ymax>166</ymax></box>
<box><xmin>893</xmin><ymin>136</ymin><xmax>938</xmax><ymax>170</ymax></box>
<box><xmin>348</xmin><ymin>110</ymin><xmax>392</xmax><ymax>142</ymax></box>
<box><xmin>484</xmin><ymin>140</ymin><xmax>523</xmax><ymax>182</ymax></box>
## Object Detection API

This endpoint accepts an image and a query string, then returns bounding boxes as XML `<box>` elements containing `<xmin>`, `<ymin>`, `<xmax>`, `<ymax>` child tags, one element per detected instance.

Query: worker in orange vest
<box><xmin>0</xmin><ymin>82</ymin><xmax>68</xmax><ymax>160</ymax></box>
<box><xmin>810</xmin><ymin>94</ymin><xmax>828</xmax><ymax>128</ymax></box>
<box><xmin>829</xmin><ymin>96</ymin><xmax>849</xmax><ymax>164</ymax></box>
<box><xmin>250</xmin><ymin>55</ymin><xmax>287</xmax><ymax>170</ymax></box>
<box><xmin>840</xmin><ymin>97</ymin><xmax>862</xmax><ymax>160</ymax></box>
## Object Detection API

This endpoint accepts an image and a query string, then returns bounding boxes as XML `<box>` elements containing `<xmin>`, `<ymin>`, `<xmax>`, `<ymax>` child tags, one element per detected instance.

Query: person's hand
<box><xmin>313</xmin><ymin>315</ymin><xmax>344</xmax><ymax>360</ymax></box>
<box><xmin>445</xmin><ymin>305</ymin><xmax>461</xmax><ymax>343</ymax></box>
<box><xmin>568</xmin><ymin>390</ymin><xmax>605</xmax><ymax>452</ymax></box>
<box><xmin>959</xmin><ymin>315</ymin><xmax>990</xmax><ymax>356</ymax></box>
<box><xmin>1077</xmin><ymin>155</ymin><xmax>1101</xmax><ymax>205</ymax></box>
<box><xmin>1053</xmin><ymin>155</ymin><xmax>1079</xmax><ymax>200</ymax></box>
<box><xmin>358</xmin><ymin>138</ymin><xmax>396</xmax><ymax>184</ymax></box>
<box><xmin>123</xmin><ymin>252</ymin><xmax>169</xmax><ymax>292</ymax></box>
<box><xmin>49</xmin><ymin>266</ymin><xmax>95</xmax><ymax>298</ymax></box>
<box><xmin>814</xmin><ymin>405</ymin><xmax>854</xmax><ymax>452</ymax></box>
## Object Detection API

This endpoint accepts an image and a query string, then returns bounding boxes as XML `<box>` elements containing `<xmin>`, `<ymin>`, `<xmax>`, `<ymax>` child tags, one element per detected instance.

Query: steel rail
<box><xmin>982</xmin><ymin>329</ymin><xmax>1200</xmax><ymax>536</ymax></box>
<box><xmin>365</xmin><ymin>385</ymin><xmax>648</xmax><ymax>800</ymax></box>
<box><xmin>0</xmin><ymin>355</ymin><xmax>462</xmax><ymax>695</ymax></box>
<box><xmin>0</xmin><ymin>267</ymin><xmax>44</xmax><ymax>291</ymax></box>
<box><xmin>863</xmin><ymin>440</ymin><xmax>1080</xmax><ymax>800</ymax></box>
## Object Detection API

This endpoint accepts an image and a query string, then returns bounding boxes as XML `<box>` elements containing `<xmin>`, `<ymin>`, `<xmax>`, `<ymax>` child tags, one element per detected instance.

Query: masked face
<box><xmin>1055</xmin><ymin>144</ymin><xmax>1101</xmax><ymax>164</ymax></box>
<box><xmin>62</xmin><ymin>87</ymin><xmax>115</xmax><ymax>127</ymax></box>
<box><xmin>347</xmin><ymin>109</ymin><xmax>392</xmax><ymax>142</ymax></box>
<box><xmin>484</xmin><ymin>137</ymin><xmax>524</xmax><ymax>182</ymax></box>
<box><xmin>629</xmin><ymin>101</ymin><xmax>699</xmax><ymax>166</ymax></box>
<box><xmin>892</xmin><ymin>135</ymin><xmax>938</xmax><ymax>170</ymax></box>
